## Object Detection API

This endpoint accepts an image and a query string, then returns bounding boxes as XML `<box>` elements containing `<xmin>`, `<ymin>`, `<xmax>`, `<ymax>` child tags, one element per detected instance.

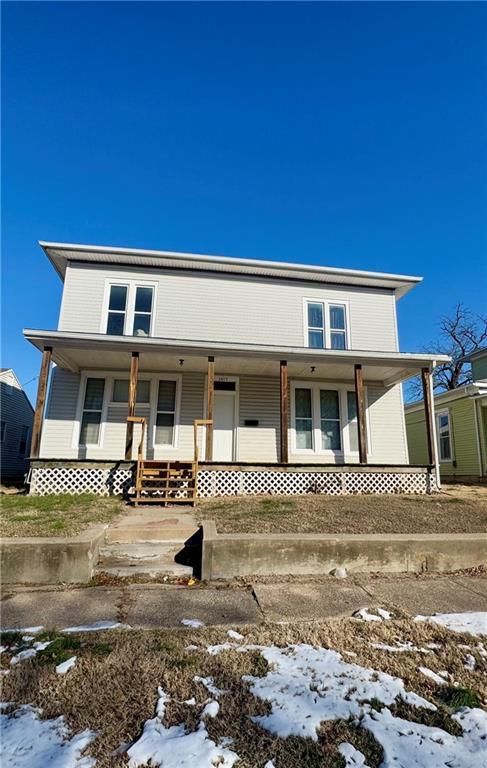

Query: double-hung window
<box><xmin>79</xmin><ymin>378</ymin><xmax>105</xmax><ymax>445</ymax></box>
<box><xmin>106</xmin><ymin>285</ymin><xmax>128</xmax><ymax>335</ymax></box>
<box><xmin>329</xmin><ymin>304</ymin><xmax>347</xmax><ymax>349</ymax></box>
<box><xmin>292</xmin><ymin>382</ymin><xmax>364</xmax><ymax>456</ymax></box>
<box><xmin>105</xmin><ymin>283</ymin><xmax>155</xmax><ymax>337</ymax></box>
<box><xmin>155</xmin><ymin>380</ymin><xmax>177</xmax><ymax>446</ymax></box>
<box><xmin>18</xmin><ymin>426</ymin><xmax>29</xmax><ymax>457</ymax></box>
<box><xmin>320</xmin><ymin>390</ymin><xmax>341</xmax><ymax>450</ymax></box>
<box><xmin>295</xmin><ymin>388</ymin><xmax>313</xmax><ymax>449</ymax></box>
<box><xmin>305</xmin><ymin>300</ymin><xmax>348</xmax><ymax>350</ymax></box>
<box><xmin>437</xmin><ymin>411</ymin><xmax>452</xmax><ymax>462</ymax></box>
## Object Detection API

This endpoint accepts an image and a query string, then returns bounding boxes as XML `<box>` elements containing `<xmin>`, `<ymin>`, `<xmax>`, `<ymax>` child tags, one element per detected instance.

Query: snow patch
<box><xmin>63</xmin><ymin>620</ymin><xmax>128</xmax><ymax>633</ymax></box>
<box><xmin>181</xmin><ymin>619</ymin><xmax>205</xmax><ymax>628</ymax></box>
<box><xmin>201</xmin><ymin>700</ymin><xmax>219</xmax><ymax>719</ymax></box>
<box><xmin>354</xmin><ymin>608</ymin><xmax>392</xmax><ymax>622</ymax></box>
<box><xmin>0</xmin><ymin>704</ymin><xmax>96</xmax><ymax>767</ymax></box>
<box><xmin>418</xmin><ymin>667</ymin><xmax>448</xmax><ymax>686</ymax></box>
<box><xmin>126</xmin><ymin>686</ymin><xmax>239</xmax><ymax>767</ymax></box>
<box><xmin>194</xmin><ymin>676</ymin><xmax>226</xmax><ymax>698</ymax></box>
<box><xmin>371</xmin><ymin>641</ymin><xmax>432</xmax><ymax>654</ymax></box>
<box><xmin>227</xmin><ymin>630</ymin><xmax>244</xmax><ymax>641</ymax></box>
<box><xmin>464</xmin><ymin>654</ymin><xmax>476</xmax><ymax>671</ymax></box>
<box><xmin>339</xmin><ymin>742</ymin><xmax>370</xmax><ymax>766</ymax></box>
<box><xmin>415</xmin><ymin>611</ymin><xmax>487</xmax><ymax>637</ymax></box>
<box><xmin>56</xmin><ymin>656</ymin><xmax>77</xmax><ymax>675</ymax></box>
<box><xmin>1</xmin><ymin>626</ymin><xmax>43</xmax><ymax>634</ymax></box>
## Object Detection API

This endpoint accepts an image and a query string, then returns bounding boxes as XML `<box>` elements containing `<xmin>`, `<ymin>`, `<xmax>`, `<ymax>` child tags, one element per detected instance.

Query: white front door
<box><xmin>213</xmin><ymin>391</ymin><xmax>236</xmax><ymax>461</ymax></box>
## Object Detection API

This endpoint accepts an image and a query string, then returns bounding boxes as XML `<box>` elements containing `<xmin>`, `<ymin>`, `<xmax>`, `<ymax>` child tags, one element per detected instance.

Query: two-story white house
<box><xmin>24</xmin><ymin>242</ymin><xmax>448</xmax><ymax>498</ymax></box>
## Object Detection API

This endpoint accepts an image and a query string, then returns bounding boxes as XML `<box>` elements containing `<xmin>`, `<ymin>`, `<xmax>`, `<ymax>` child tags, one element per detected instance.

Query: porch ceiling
<box><xmin>23</xmin><ymin>329</ymin><xmax>449</xmax><ymax>387</ymax></box>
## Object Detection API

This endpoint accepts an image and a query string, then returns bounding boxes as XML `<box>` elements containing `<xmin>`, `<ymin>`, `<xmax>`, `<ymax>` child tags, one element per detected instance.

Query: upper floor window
<box><xmin>0</xmin><ymin>421</ymin><xmax>6</xmax><ymax>443</ymax></box>
<box><xmin>104</xmin><ymin>283</ymin><xmax>155</xmax><ymax>337</ymax></box>
<box><xmin>18</xmin><ymin>425</ymin><xmax>29</xmax><ymax>457</ymax></box>
<box><xmin>305</xmin><ymin>300</ymin><xmax>349</xmax><ymax>350</ymax></box>
<box><xmin>436</xmin><ymin>411</ymin><xmax>452</xmax><ymax>462</ymax></box>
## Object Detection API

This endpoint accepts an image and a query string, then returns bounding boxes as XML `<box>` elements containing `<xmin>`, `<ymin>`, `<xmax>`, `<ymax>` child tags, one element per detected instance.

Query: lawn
<box><xmin>1</xmin><ymin>613</ymin><xmax>486</xmax><ymax>767</ymax></box>
<box><xmin>200</xmin><ymin>485</ymin><xmax>487</xmax><ymax>535</ymax></box>
<box><xmin>0</xmin><ymin>493</ymin><xmax>125</xmax><ymax>537</ymax></box>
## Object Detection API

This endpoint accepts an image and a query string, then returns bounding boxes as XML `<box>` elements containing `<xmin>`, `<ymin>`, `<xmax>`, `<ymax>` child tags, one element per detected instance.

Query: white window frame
<box><xmin>73</xmin><ymin>371</ymin><xmax>181</xmax><ymax>454</ymax></box>
<box><xmin>303</xmin><ymin>298</ymin><xmax>351</xmax><ymax>350</ymax></box>
<box><xmin>290</xmin><ymin>379</ymin><xmax>369</xmax><ymax>458</ymax></box>
<box><xmin>152</xmin><ymin>374</ymin><xmax>182</xmax><ymax>451</ymax></box>
<box><xmin>436</xmin><ymin>409</ymin><xmax>453</xmax><ymax>463</ymax></box>
<box><xmin>101</xmin><ymin>280</ymin><xmax>157</xmax><ymax>338</ymax></box>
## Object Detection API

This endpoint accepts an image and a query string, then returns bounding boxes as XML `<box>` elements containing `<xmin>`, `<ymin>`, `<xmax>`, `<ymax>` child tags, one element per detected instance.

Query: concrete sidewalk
<box><xmin>2</xmin><ymin>575</ymin><xmax>487</xmax><ymax>631</ymax></box>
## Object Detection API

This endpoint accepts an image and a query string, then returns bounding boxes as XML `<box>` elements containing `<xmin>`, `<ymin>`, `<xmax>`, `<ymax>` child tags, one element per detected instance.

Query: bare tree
<box><xmin>406</xmin><ymin>304</ymin><xmax>487</xmax><ymax>401</ymax></box>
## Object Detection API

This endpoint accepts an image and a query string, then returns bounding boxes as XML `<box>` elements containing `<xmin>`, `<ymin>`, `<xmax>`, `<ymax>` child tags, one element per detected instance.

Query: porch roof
<box><xmin>24</xmin><ymin>328</ymin><xmax>449</xmax><ymax>387</ymax></box>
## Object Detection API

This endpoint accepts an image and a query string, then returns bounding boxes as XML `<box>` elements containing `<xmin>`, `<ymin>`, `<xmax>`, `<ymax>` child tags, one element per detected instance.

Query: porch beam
<box><xmin>125</xmin><ymin>351</ymin><xmax>139</xmax><ymax>460</ymax></box>
<box><xmin>421</xmin><ymin>366</ymin><xmax>437</xmax><ymax>468</ymax></box>
<box><xmin>205</xmin><ymin>356</ymin><xmax>215</xmax><ymax>460</ymax></box>
<box><xmin>30</xmin><ymin>346</ymin><xmax>52</xmax><ymax>459</ymax></box>
<box><xmin>354</xmin><ymin>363</ymin><xmax>367</xmax><ymax>464</ymax></box>
<box><xmin>280</xmin><ymin>359</ymin><xmax>289</xmax><ymax>463</ymax></box>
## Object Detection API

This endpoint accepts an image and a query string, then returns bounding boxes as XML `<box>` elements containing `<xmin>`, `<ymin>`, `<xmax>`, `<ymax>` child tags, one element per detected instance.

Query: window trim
<box><xmin>101</xmin><ymin>280</ymin><xmax>157</xmax><ymax>338</ymax></box>
<box><xmin>77</xmin><ymin>377</ymin><xmax>107</xmax><ymax>448</ymax></box>
<box><xmin>303</xmin><ymin>298</ymin><xmax>351</xmax><ymax>350</ymax></box>
<box><xmin>18</xmin><ymin>425</ymin><xmax>30</xmax><ymax>457</ymax></box>
<box><xmin>290</xmin><ymin>379</ymin><xmax>369</xmax><ymax>458</ymax></box>
<box><xmin>152</xmin><ymin>374</ymin><xmax>182</xmax><ymax>450</ymax></box>
<box><xmin>436</xmin><ymin>409</ymin><xmax>453</xmax><ymax>464</ymax></box>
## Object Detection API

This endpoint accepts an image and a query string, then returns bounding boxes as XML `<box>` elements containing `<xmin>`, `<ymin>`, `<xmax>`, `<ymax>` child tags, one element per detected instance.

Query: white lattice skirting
<box><xmin>29</xmin><ymin>466</ymin><xmax>435</xmax><ymax>496</ymax></box>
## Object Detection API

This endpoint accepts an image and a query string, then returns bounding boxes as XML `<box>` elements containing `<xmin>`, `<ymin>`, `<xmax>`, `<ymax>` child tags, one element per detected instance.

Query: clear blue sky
<box><xmin>2</xmin><ymin>1</ymin><xmax>486</xmax><ymax>404</ymax></box>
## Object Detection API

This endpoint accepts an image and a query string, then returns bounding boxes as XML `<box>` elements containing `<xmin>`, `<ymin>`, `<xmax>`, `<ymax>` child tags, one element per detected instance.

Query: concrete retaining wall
<box><xmin>1</xmin><ymin>526</ymin><xmax>106</xmax><ymax>584</ymax></box>
<box><xmin>201</xmin><ymin>521</ymin><xmax>487</xmax><ymax>580</ymax></box>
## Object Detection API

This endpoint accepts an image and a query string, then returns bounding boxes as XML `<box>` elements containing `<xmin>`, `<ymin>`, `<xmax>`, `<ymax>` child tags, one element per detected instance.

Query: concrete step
<box><xmin>96</xmin><ymin>542</ymin><xmax>194</xmax><ymax>578</ymax></box>
<box><xmin>106</xmin><ymin>525</ymin><xmax>199</xmax><ymax>544</ymax></box>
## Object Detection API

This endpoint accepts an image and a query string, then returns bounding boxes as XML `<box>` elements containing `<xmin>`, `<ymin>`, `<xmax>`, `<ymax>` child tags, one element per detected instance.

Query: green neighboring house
<box><xmin>405</xmin><ymin>348</ymin><xmax>487</xmax><ymax>483</ymax></box>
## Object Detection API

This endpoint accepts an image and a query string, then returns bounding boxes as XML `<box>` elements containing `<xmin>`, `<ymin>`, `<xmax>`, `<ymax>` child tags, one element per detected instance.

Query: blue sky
<box><xmin>2</xmin><ymin>1</ymin><xmax>486</xmax><ymax>404</ymax></box>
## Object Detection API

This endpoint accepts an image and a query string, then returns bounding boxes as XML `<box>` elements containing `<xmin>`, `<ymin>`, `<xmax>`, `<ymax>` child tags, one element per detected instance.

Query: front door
<box><xmin>212</xmin><ymin>381</ymin><xmax>237</xmax><ymax>461</ymax></box>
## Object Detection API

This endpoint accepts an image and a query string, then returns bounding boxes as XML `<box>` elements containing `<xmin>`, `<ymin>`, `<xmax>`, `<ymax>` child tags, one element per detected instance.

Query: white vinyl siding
<box><xmin>59</xmin><ymin>262</ymin><xmax>399</xmax><ymax>352</ymax></box>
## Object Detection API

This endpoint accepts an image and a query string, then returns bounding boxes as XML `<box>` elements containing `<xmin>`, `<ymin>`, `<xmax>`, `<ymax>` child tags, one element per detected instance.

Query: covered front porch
<box><xmin>25</xmin><ymin>329</ymin><xmax>445</xmax><ymax>496</ymax></box>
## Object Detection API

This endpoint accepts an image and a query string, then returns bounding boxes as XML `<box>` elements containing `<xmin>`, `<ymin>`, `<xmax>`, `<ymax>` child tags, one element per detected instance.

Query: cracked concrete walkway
<box><xmin>2</xmin><ymin>576</ymin><xmax>487</xmax><ymax>631</ymax></box>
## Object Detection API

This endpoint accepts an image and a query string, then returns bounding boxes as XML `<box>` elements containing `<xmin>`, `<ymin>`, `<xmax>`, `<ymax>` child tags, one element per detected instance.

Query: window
<box><xmin>155</xmin><ymin>380</ymin><xmax>177</xmax><ymax>445</ymax></box>
<box><xmin>133</xmin><ymin>287</ymin><xmax>154</xmax><ymax>337</ymax></box>
<box><xmin>106</xmin><ymin>285</ymin><xmax>127</xmax><ymax>335</ymax></box>
<box><xmin>79</xmin><ymin>378</ymin><xmax>105</xmax><ymax>445</ymax></box>
<box><xmin>320</xmin><ymin>389</ymin><xmax>341</xmax><ymax>450</ymax></box>
<box><xmin>0</xmin><ymin>421</ymin><xmax>6</xmax><ymax>442</ymax></box>
<box><xmin>18</xmin><ymin>425</ymin><xmax>29</xmax><ymax>457</ymax></box>
<box><xmin>437</xmin><ymin>411</ymin><xmax>452</xmax><ymax>462</ymax></box>
<box><xmin>329</xmin><ymin>304</ymin><xmax>347</xmax><ymax>349</ymax></box>
<box><xmin>346</xmin><ymin>391</ymin><xmax>359</xmax><ymax>452</ymax></box>
<box><xmin>307</xmin><ymin>303</ymin><xmax>325</xmax><ymax>348</ymax></box>
<box><xmin>112</xmin><ymin>379</ymin><xmax>151</xmax><ymax>404</ymax></box>
<box><xmin>105</xmin><ymin>283</ymin><xmax>155</xmax><ymax>337</ymax></box>
<box><xmin>295</xmin><ymin>388</ymin><xmax>313</xmax><ymax>449</ymax></box>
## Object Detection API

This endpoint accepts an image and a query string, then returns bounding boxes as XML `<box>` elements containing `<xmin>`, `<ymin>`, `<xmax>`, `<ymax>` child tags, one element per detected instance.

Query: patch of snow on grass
<box><xmin>354</xmin><ymin>608</ymin><xmax>392</xmax><ymax>622</ymax></box>
<box><xmin>181</xmin><ymin>619</ymin><xmax>205</xmax><ymax>628</ymax></box>
<box><xmin>0</xmin><ymin>704</ymin><xmax>96</xmax><ymax>767</ymax></box>
<box><xmin>63</xmin><ymin>620</ymin><xmax>128</xmax><ymax>633</ymax></box>
<box><xmin>371</xmin><ymin>641</ymin><xmax>432</xmax><ymax>654</ymax></box>
<box><xmin>185</xmin><ymin>644</ymin><xmax>198</xmax><ymax>651</ymax></box>
<box><xmin>56</xmin><ymin>656</ymin><xmax>77</xmax><ymax>675</ymax></box>
<box><xmin>194</xmin><ymin>676</ymin><xmax>226</xmax><ymax>698</ymax></box>
<box><xmin>464</xmin><ymin>654</ymin><xmax>476</xmax><ymax>671</ymax></box>
<box><xmin>1</xmin><ymin>626</ymin><xmax>43</xmax><ymax>634</ymax></box>
<box><xmin>126</xmin><ymin>686</ymin><xmax>239</xmax><ymax>768</ymax></box>
<box><xmin>363</xmin><ymin>706</ymin><xmax>487</xmax><ymax>767</ymax></box>
<box><xmin>201</xmin><ymin>701</ymin><xmax>219</xmax><ymax>719</ymax></box>
<box><xmin>339</xmin><ymin>742</ymin><xmax>370</xmax><ymax>766</ymax></box>
<box><xmin>415</xmin><ymin>611</ymin><xmax>487</xmax><ymax>637</ymax></box>
<box><xmin>227</xmin><ymin>630</ymin><xmax>244</xmax><ymax>641</ymax></box>
<box><xmin>418</xmin><ymin>667</ymin><xmax>448</xmax><ymax>685</ymax></box>
<box><xmin>242</xmin><ymin>643</ymin><xmax>435</xmax><ymax>740</ymax></box>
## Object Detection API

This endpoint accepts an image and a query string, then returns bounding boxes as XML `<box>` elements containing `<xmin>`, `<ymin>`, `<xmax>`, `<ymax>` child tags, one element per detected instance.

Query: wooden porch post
<box><xmin>421</xmin><ymin>366</ymin><xmax>437</xmax><ymax>468</ymax></box>
<box><xmin>205</xmin><ymin>356</ymin><xmax>215</xmax><ymax>460</ymax></box>
<box><xmin>30</xmin><ymin>346</ymin><xmax>52</xmax><ymax>459</ymax></box>
<box><xmin>280</xmin><ymin>359</ymin><xmax>289</xmax><ymax>463</ymax></box>
<box><xmin>354</xmin><ymin>364</ymin><xmax>367</xmax><ymax>464</ymax></box>
<box><xmin>125</xmin><ymin>352</ymin><xmax>139</xmax><ymax>460</ymax></box>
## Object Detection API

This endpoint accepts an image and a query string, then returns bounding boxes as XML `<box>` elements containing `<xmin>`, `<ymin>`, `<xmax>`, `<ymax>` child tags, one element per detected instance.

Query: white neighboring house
<box><xmin>24</xmin><ymin>242</ymin><xmax>448</xmax><ymax>497</ymax></box>
<box><xmin>0</xmin><ymin>368</ymin><xmax>34</xmax><ymax>484</ymax></box>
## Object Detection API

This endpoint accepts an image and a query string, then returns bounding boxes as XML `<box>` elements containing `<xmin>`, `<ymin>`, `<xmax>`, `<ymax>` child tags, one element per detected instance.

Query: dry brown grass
<box><xmin>1</xmin><ymin>617</ymin><xmax>486</xmax><ymax>767</ymax></box>
<box><xmin>201</xmin><ymin>485</ymin><xmax>487</xmax><ymax>535</ymax></box>
<box><xmin>0</xmin><ymin>494</ymin><xmax>125</xmax><ymax>537</ymax></box>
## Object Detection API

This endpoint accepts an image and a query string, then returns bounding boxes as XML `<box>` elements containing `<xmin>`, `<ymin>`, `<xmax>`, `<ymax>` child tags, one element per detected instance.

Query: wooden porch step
<box><xmin>132</xmin><ymin>457</ymin><xmax>199</xmax><ymax>507</ymax></box>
